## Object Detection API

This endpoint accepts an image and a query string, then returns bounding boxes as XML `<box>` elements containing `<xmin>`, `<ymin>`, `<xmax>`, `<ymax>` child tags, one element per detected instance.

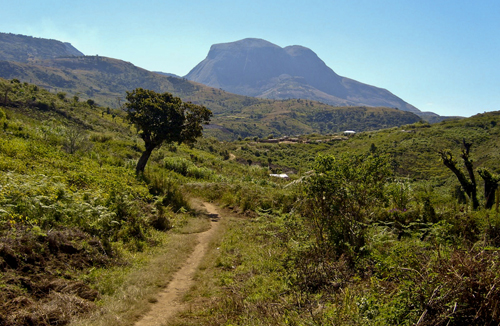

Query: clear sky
<box><xmin>1</xmin><ymin>0</ymin><xmax>499</xmax><ymax>117</ymax></box>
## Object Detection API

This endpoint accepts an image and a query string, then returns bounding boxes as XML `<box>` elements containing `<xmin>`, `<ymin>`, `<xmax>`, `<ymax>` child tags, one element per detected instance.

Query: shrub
<box><xmin>386</xmin><ymin>178</ymin><xmax>412</xmax><ymax>210</ymax></box>
<box><xmin>164</xmin><ymin>157</ymin><xmax>191</xmax><ymax>176</ymax></box>
<box><xmin>63</xmin><ymin>126</ymin><xmax>89</xmax><ymax>154</ymax></box>
<box><xmin>56</xmin><ymin>92</ymin><xmax>66</xmax><ymax>100</ymax></box>
<box><xmin>149</xmin><ymin>198</ymin><xmax>173</xmax><ymax>231</ymax></box>
<box><xmin>0</xmin><ymin>172</ymin><xmax>153</xmax><ymax>249</ymax></box>
<box><xmin>90</xmin><ymin>133</ymin><xmax>113</xmax><ymax>143</ymax></box>
<box><xmin>300</xmin><ymin>153</ymin><xmax>391</xmax><ymax>258</ymax></box>
<box><xmin>144</xmin><ymin>172</ymin><xmax>189</xmax><ymax>212</ymax></box>
<box><xmin>399</xmin><ymin>248</ymin><xmax>500</xmax><ymax>326</ymax></box>
<box><xmin>187</xmin><ymin>165</ymin><xmax>213</xmax><ymax>180</ymax></box>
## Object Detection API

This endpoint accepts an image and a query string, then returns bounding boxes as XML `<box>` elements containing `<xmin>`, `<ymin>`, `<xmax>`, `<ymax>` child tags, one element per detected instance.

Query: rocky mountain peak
<box><xmin>185</xmin><ymin>38</ymin><xmax>420</xmax><ymax>114</ymax></box>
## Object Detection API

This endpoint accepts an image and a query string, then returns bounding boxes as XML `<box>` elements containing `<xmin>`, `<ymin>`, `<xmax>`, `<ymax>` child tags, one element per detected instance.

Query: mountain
<box><xmin>0</xmin><ymin>32</ymin><xmax>83</xmax><ymax>63</ymax></box>
<box><xmin>0</xmin><ymin>57</ymin><xmax>421</xmax><ymax>140</ymax></box>
<box><xmin>0</xmin><ymin>57</ymin><xmax>204</xmax><ymax>107</ymax></box>
<box><xmin>154</xmin><ymin>71</ymin><xmax>181</xmax><ymax>78</ymax></box>
<box><xmin>185</xmin><ymin>38</ymin><xmax>421</xmax><ymax>114</ymax></box>
<box><xmin>0</xmin><ymin>33</ymin><xmax>423</xmax><ymax>140</ymax></box>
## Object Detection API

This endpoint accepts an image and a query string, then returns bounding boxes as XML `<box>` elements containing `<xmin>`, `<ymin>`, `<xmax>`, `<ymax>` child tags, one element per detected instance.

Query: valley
<box><xmin>0</xmin><ymin>32</ymin><xmax>499</xmax><ymax>326</ymax></box>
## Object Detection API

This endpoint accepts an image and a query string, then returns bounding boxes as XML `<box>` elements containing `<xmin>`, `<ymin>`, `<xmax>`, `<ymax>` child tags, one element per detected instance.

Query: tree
<box><xmin>125</xmin><ymin>88</ymin><xmax>212</xmax><ymax>174</ymax></box>
<box><xmin>86</xmin><ymin>99</ymin><xmax>95</xmax><ymax>108</ymax></box>
<box><xmin>477</xmin><ymin>168</ymin><xmax>500</xmax><ymax>209</ymax></box>
<box><xmin>63</xmin><ymin>126</ymin><xmax>88</xmax><ymax>154</ymax></box>
<box><xmin>57</xmin><ymin>92</ymin><xmax>66</xmax><ymax>100</ymax></box>
<box><xmin>439</xmin><ymin>139</ymin><xmax>499</xmax><ymax>210</ymax></box>
<box><xmin>0</xmin><ymin>82</ymin><xmax>13</xmax><ymax>105</ymax></box>
<box><xmin>439</xmin><ymin>142</ymin><xmax>479</xmax><ymax>210</ymax></box>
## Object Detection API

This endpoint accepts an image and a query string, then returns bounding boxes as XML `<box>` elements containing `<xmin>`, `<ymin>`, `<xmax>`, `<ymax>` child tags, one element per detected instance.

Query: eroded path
<box><xmin>135</xmin><ymin>202</ymin><xmax>220</xmax><ymax>326</ymax></box>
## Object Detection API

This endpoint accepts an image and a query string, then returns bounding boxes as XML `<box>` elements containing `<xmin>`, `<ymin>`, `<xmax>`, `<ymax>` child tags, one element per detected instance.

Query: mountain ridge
<box><xmin>0</xmin><ymin>32</ymin><xmax>84</xmax><ymax>63</ymax></box>
<box><xmin>185</xmin><ymin>38</ymin><xmax>421</xmax><ymax>114</ymax></box>
<box><xmin>0</xmin><ymin>32</ymin><xmax>445</xmax><ymax>139</ymax></box>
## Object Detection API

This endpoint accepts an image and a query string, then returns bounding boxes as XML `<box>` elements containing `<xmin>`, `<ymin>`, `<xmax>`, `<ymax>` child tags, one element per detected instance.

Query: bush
<box><xmin>386</xmin><ymin>178</ymin><xmax>412</xmax><ymax>210</ymax></box>
<box><xmin>90</xmin><ymin>133</ymin><xmax>113</xmax><ymax>143</ymax></box>
<box><xmin>0</xmin><ymin>172</ymin><xmax>152</xmax><ymax>249</ymax></box>
<box><xmin>384</xmin><ymin>248</ymin><xmax>500</xmax><ymax>326</ymax></box>
<box><xmin>300</xmin><ymin>153</ymin><xmax>391</xmax><ymax>258</ymax></box>
<box><xmin>144</xmin><ymin>172</ymin><xmax>189</xmax><ymax>212</ymax></box>
<box><xmin>63</xmin><ymin>126</ymin><xmax>90</xmax><ymax>154</ymax></box>
<box><xmin>164</xmin><ymin>157</ymin><xmax>191</xmax><ymax>176</ymax></box>
<box><xmin>187</xmin><ymin>165</ymin><xmax>213</xmax><ymax>180</ymax></box>
<box><xmin>149</xmin><ymin>199</ymin><xmax>173</xmax><ymax>231</ymax></box>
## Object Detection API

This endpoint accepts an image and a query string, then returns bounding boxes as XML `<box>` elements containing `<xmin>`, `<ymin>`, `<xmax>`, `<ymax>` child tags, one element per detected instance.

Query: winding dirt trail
<box><xmin>135</xmin><ymin>202</ymin><xmax>220</xmax><ymax>326</ymax></box>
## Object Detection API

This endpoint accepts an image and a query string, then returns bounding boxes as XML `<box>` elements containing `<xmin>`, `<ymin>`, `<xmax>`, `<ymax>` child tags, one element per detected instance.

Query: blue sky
<box><xmin>2</xmin><ymin>0</ymin><xmax>499</xmax><ymax>117</ymax></box>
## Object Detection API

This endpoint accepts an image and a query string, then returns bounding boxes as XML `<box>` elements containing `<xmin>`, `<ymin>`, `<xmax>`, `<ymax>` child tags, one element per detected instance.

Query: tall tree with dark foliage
<box><xmin>125</xmin><ymin>88</ymin><xmax>212</xmax><ymax>174</ymax></box>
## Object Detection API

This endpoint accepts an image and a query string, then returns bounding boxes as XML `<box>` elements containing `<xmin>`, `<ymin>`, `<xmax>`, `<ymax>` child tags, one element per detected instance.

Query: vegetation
<box><xmin>0</xmin><ymin>78</ymin><xmax>195</xmax><ymax>325</ymax></box>
<box><xmin>125</xmin><ymin>88</ymin><xmax>212</xmax><ymax>173</ymax></box>
<box><xmin>440</xmin><ymin>139</ymin><xmax>500</xmax><ymax>210</ymax></box>
<box><xmin>1</xmin><ymin>76</ymin><xmax>500</xmax><ymax>325</ymax></box>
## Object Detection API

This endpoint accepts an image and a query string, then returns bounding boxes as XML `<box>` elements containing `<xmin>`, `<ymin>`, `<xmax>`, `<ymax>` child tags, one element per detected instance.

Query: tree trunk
<box><xmin>136</xmin><ymin>144</ymin><xmax>155</xmax><ymax>175</ymax></box>
<box><xmin>484</xmin><ymin>182</ymin><xmax>498</xmax><ymax>210</ymax></box>
<box><xmin>1</xmin><ymin>84</ymin><xmax>12</xmax><ymax>105</ymax></box>
<box><xmin>460</xmin><ymin>140</ymin><xmax>479</xmax><ymax>210</ymax></box>
<box><xmin>3</xmin><ymin>91</ymin><xmax>9</xmax><ymax>105</ymax></box>
<box><xmin>439</xmin><ymin>149</ymin><xmax>480</xmax><ymax>210</ymax></box>
<box><xmin>478</xmin><ymin>168</ymin><xmax>499</xmax><ymax>209</ymax></box>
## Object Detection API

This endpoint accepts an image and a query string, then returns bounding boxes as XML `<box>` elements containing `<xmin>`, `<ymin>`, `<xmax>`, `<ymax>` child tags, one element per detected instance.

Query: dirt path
<box><xmin>135</xmin><ymin>202</ymin><xmax>220</xmax><ymax>326</ymax></box>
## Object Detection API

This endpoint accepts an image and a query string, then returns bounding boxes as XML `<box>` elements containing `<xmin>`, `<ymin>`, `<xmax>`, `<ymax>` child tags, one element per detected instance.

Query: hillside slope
<box><xmin>0</xmin><ymin>32</ymin><xmax>83</xmax><ymax>63</ymax></box>
<box><xmin>0</xmin><ymin>57</ymin><xmax>422</xmax><ymax>140</ymax></box>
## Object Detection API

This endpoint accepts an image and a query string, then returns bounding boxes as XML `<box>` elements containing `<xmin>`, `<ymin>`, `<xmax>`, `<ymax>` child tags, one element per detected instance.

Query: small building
<box><xmin>344</xmin><ymin>130</ymin><xmax>356</xmax><ymax>136</ymax></box>
<box><xmin>269</xmin><ymin>173</ymin><xmax>289</xmax><ymax>179</ymax></box>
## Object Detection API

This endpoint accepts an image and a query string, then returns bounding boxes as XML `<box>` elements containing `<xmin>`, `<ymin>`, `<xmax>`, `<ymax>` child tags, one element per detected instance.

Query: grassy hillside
<box><xmin>1</xmin><ymin>77</ymin><xmax>499</xmax><ymax>325</ymax></box>
<box><xmin>0</xmin><ymin>78</ymin><xmax>197</xmax><ymax>325</ymax></box>
<box><xmin>211</xmin><ymin>111</ymin><xmax>499</xmax><ymax>183</ymax></box>
<box><xmin>0</xmin><ymin>77</ymin><xmax>299</xmax><ymax>325</ymax></box>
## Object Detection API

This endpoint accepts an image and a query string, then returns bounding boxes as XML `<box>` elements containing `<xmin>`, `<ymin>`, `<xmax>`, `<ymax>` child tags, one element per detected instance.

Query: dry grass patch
<box><xmin>70</xmin><ymin>230</ymin><xmax>199</xmax><ymax>326</ymax></box>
